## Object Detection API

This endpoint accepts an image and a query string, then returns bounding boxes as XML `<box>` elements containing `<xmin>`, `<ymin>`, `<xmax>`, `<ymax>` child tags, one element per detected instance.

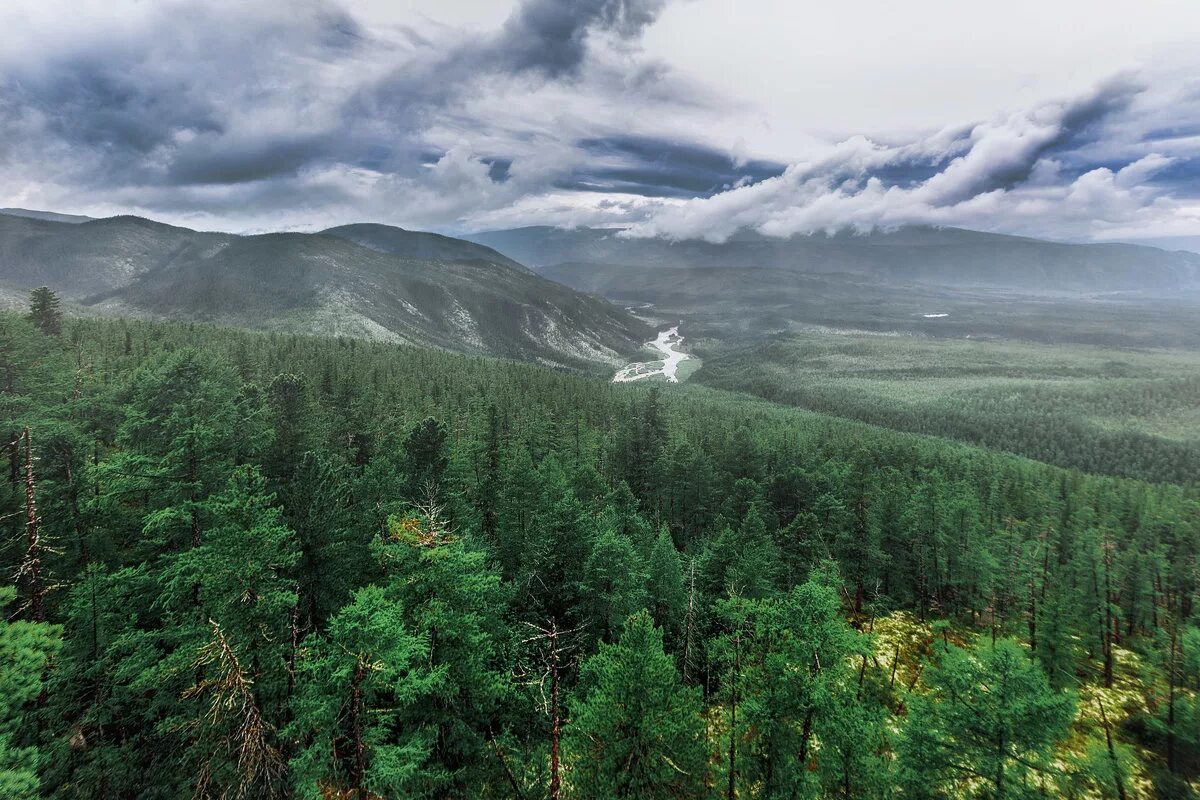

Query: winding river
<box><xmin>612</xmin><ymin>326</ymin><xmax>690</xmax><ymax>384</ymax></box>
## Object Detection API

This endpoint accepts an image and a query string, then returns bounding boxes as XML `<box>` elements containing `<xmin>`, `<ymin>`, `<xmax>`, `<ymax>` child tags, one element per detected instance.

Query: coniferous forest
<box><xmin>4</xmin><ymin>300</ymin><xmax>1199</xmax><ymax>799</ymax></box>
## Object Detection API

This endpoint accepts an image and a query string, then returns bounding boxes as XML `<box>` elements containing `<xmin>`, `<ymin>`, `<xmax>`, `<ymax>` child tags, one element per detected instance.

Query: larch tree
<box><xmin>288</xmin><ymin>586</ymin><xmax>441</xmax><ymax>799</ymax></box>
<box><xmin>0</xmin><ymin>586</ymin><xmax>60</xmax><ymax>799</ymax></box>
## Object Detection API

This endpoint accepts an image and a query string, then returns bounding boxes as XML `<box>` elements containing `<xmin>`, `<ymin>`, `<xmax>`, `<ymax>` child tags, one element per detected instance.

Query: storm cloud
<box><xmin>625</xmin><ymin>75</ymin><xmax>1200</xmax><ymax>243</ymax></box>
<box><xmin>0</xmin><ymin>0</ymin><xmax>1197</xmax><ymax>242</ymax></box>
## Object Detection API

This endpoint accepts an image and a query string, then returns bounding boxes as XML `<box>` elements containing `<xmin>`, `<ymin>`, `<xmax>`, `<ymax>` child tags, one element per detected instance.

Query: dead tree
<box><xmin>19</xmin><ymin>427</ymin><xmax>46</xmax><ymax>621</ymax></box>
<box><xmin>519</xmin><ymin>618</ymin><xmax>585</xmax><ymax>800</ymax></box>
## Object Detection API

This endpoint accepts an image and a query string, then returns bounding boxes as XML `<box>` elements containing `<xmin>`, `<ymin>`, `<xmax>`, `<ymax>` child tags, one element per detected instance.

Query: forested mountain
<box><xmin>0</xmin><ymin>208</ymin><xmax>94</xmax><ymax>224</ymax></box>
<box><xmin>0</xmin><ymin>214</ymin><xmax>650</xmax><ymax>369</ymax></box>
<box><xmin>322</xmin><ymin>222</ymin><xmax>526</xmax><ymax>268</ymax></box>
<box><xmin>466</xmin><ymin>224</ymin><xmax>1200</xmax><ymax>292</ymax></box>
<box><xmin>3</xmin><ymin>309</ymin><xmax>1198</xmax><ymax>798</ymax></box>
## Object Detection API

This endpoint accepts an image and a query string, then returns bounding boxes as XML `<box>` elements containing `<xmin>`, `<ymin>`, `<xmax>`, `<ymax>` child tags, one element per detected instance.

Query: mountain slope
<box><xmin>466</xmin><ymin>225</ymin><xmax>1200</xmax><ymax>292</ymax></box>
<box><xmin>0</xmin><ymin>207</ymin><xmax>94</xmax><ymax>224</ymax></box>
<box><xmin>322</xmin><ymin>223</ymin><xmax>525</xmax><ymax>269</ymax></box>
<box><xmin>0</xmin><ymin>215</ymin><xmax>650</xmax><ymax>369</ymax></box>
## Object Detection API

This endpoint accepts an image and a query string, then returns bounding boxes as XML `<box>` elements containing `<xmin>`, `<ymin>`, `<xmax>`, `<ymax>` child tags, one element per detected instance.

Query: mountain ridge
<box><xmin>0</xmin><ymin>213</ymin><xmax>650</xmax><ymax>369</ymax></box>
<box><xmin>464</xmin><ymin>224</ymin><xmax>1200</xmax><ymax>292</ymax></box>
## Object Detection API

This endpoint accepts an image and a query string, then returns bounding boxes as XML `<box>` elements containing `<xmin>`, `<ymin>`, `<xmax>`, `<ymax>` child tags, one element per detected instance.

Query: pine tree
<box><xmin>713</xmin><ymin>579</ymin><xmax>860</xmax><ymax>798</ymax></box>
<box><xmin>565</xmin><ymin>612</ymin><xmax>706</xmax><ymax>799</ymax></box>
<box><xmin>113</xmin><ymin>349</ymin><xmax>269</xmax><ymax>554</ymax></box>
<box><xmin>581</xmin><ymin>526</ymin><xmax>648</xmax><ymax>645</ymax></box>
<box><xmin>403</xmin><ymin>416</ymin><xmax>449</xmax><ymax>502</ymax></box>
<box><xmin>898</xmin><ymin>638</ymin><xmax>1075</xmax><ymax>799</ymax></box>
<box><xmin>646</xmin><ymin>527</ymin><xmax>687</xmax><ymax>649</ymax></box>
<box><xmin>27</xmin><ymin>287</ymin><xmax>63</xmax><ymax>337</ymax></box>
<box><xmin>373</xmin><ymin>515</ymin><xmax>512</xmax><ymax>796</ymax></box>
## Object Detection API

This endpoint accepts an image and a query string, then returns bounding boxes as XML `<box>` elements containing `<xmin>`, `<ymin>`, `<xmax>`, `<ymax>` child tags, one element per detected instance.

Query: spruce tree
<box><xmin>581</xmin><ymin>526</ymin><xmax>648</xmax><ymax>645</ymax></box>
<box><xmin>898</xmin><ymin>638</ymin><xmax>1075</xmax><ymax>799</ymax></box>
<box><xmin>27</xmin><ymin>287</ymin><xmax>62</xmax><ymax>337</ymax></box>
<box><xmin>288</xmin><ymin>586</ymin><xmax>440</xmax><ymax>799</ymax></box>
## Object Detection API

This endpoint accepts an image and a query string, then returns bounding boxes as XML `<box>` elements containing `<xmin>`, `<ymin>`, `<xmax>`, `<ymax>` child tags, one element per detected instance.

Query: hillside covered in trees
<box><xmin>3</xmin><ymin>300</ymin><xmax>1199</xmax><ymax>799</ymax></box>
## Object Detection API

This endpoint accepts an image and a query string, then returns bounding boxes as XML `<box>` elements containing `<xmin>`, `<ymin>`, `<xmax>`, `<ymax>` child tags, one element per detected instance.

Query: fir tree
<box><xmin>0</xmin><ymin>586</ymin><xmax>60</xmax><ymax>799</ymax></box>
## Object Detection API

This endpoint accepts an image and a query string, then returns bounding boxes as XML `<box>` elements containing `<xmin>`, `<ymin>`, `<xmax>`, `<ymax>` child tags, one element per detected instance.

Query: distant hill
<box><xmin>0</xmin><ymin>215</ymin><xmax>650</xmax><ymax>369</ymax></box>
<box><xmin>465</xmin><ymin>225</ymin><xmax>1200</xmax><ymax>292</ymax></box>
<box><xmin>0</xmin><ymin>207</ymin><xmax>94</xmax><ymax>224</ymax></box>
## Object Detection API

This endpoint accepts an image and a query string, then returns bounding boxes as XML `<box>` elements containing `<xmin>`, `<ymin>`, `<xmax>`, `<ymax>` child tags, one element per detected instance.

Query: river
<box><xmin>612</xmin><ymin>326</ymin><xmax>690</xmax><ymax>384</ymax></box>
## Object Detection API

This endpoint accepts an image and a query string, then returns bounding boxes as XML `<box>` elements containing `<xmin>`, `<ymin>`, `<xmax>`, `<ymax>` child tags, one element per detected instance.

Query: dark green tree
<box><xmin>565</xmin><ymin>612</ymin><xmax>706</xmax><ymax>799</ymax></box>
<box><xmin>27</xmin><ymin>287</ymin><xmax>62</xmax><ymax>337</ymax></box>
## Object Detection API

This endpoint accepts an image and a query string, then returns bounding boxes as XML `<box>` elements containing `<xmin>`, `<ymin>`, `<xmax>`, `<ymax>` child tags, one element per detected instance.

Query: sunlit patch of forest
<box><xmin>3</xmin><ymin>308</ymin><xmax>1199</xmax><ymax>798</ymax></box>
<box><xmin>696</xmin><ymin>331</ymin><xmax>1200</xmax><ymax>485</ymax></box>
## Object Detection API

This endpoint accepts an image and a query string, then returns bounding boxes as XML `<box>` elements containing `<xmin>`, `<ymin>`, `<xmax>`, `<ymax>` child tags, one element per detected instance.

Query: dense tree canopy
<box><xmin>1</xmin><ymin>313</ymin><xmax>1196</xmax><ymax>798</ymax></box>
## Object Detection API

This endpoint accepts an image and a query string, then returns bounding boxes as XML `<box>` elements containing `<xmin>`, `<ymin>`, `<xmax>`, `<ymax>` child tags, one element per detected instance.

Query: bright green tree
<box><xmin>898</xmin><ymin>638</ymin><xmax>1075</xmax><ymax>800</ymax></box>
<box><xmin>373</xmin><ymin>514</ymin><xmax>512</xmax><ymax>796</ymax></box>
<box><xmin>713</xmin><ymin>579</ymin><xmax>860</xmax><ymax>799</ymax></box>
<box><xmin>289</xmin><ymin>586</ymin><xmax>441</xmax><ymax>799</ymax></box>
<box><xmin>0</xmin><ymin>586</ymin><xmax>60</xmax><ymax>798</ymax></box>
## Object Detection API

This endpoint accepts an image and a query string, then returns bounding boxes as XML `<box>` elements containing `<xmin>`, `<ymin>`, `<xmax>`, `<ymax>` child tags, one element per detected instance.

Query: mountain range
<box><xmin>6</xmin><ymin>207</ymin><xmax>1200</xmax><ymax>369</ymax></box>
<box><xmin>465</xmin><ymin>225</ymin><xmax>1200</xmax><ymax>292</ymax></box>
<box><xmin>0</xmin><ymin>212</ymin><xmax>650</xmax><ymax>369</ymax></box>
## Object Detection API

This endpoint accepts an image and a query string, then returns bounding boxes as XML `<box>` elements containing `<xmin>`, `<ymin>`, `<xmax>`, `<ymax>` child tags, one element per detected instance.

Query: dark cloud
<box><xmin>165</xmin><ymin>134</ymin><xmax>333</xmax><ymax>186</ymax></box>
<box><xmin>0</xmin><ymin>2</ymin><xmax>361</xmax><ymax>191</ymax></box>
<box><xmin>1</xmin><ymin>0</ymin><xmax>674</xmax><ymax>200</ymax></box>
<box><xmin>1</xmin><ymin>0</ymin><xmax>1196</xmax><ymax>241</ymax></box>
<box><xmin>494</xmin><ymin>0</ymin><xmax>669</xmax><ymax>77</ymax></box>
<box><xmin>567</xmin><ymin>135</ymin><xmax>785</xmax><ymax>197</ymax></box>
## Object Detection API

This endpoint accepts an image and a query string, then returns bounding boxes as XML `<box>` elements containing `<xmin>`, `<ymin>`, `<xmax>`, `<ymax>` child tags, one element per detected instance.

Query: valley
<box><xmin>7</xmin><ymin>3</ymin><xmax>1200</xmax><ymax>797</ymax></box>
<box><xmin>5</xmin><ymin>209</ymin><xmax>1200</xmax><ymax>798</ymax></box>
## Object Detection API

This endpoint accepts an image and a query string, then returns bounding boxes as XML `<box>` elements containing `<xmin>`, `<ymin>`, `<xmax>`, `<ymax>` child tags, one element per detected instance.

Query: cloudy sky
<box><xmin>2</xmin><ymin>0</ymin><xmax>1199</xmax><ymax>243</ymax></box>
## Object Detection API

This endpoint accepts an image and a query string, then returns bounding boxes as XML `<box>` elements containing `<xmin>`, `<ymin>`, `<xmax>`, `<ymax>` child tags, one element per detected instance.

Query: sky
<box><xmin>2</xmin><ymin>0</ymin><xmax>1199</xmax><ymax>244</ymax></box>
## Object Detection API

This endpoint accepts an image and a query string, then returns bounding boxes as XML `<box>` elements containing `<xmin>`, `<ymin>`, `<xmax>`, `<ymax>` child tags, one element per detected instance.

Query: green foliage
<box><xmin>565</xmin><ymin>612</ymin><xmax>706</xmax><ymax>799</ymax></box>
<box><xmin>289</xmin><ymin>586</ymin><xmax>441</xmax><ymax>798</ymax></box>
<box><xmin>898</xmin><ymin>639</ymin><xmax>1075</xmax><ymax>799</ymax></box>
<box><xmin>27</xmin><ymin>287</ymin><xmax>62</xmax><ymax>337</ymax></box>
<box><xmin>699</xmin><ymin>331</ymin><xmax>1200</xmax><ymax>484</ymax></box>
<box><xmin>2</xmin><ymin>313</ymin><xmax>1195</xmax><ymax>799</ymax></box>
<box><xmin>0</xmin><ymin>587</ymin><xmax>60</xmax><ymax>799</ymax></box>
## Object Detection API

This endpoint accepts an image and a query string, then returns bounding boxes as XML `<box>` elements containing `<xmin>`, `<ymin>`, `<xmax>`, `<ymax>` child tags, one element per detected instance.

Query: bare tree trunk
<box><xmin>682</xmin><ymin>558</ymin><xmax>697</xmax><ymax>684</ymax></box>
<box><xmin>727</xmin><ymin>629</ymin><xmax>740</xmax><ymax>800</ymax></box>
<box><xmin>21</xmin><ymin>427</ymin><xmax>45</xmax><ymax>622</ymax></box>
<box><xmin>549</xmin><ymin>619</ymin><xmax>562</xmax><ymax>800</ymax></box>
<box><xmin>350</xmin><ymin>657</ymin><xmax>367</xmax><ymax>799</ymax></box>
<box><xmin>1168</xmin><ymin>618</ymin><xmax>1179</xmax><ymax>773</ymax></box>
<box><xmin>1097</xmin><ymin>698</ymin><xmax>1128</xmax><ymax>800</ymax></box>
